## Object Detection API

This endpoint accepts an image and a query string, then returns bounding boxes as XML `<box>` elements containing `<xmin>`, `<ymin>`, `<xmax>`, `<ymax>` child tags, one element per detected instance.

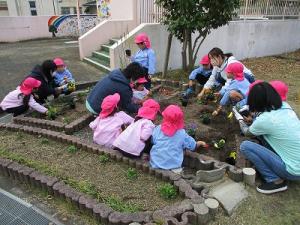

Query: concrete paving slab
<box><xmin>209</xmin><ymin>180</ymin><xmax>248</xmax><ymax>216</ymax></box>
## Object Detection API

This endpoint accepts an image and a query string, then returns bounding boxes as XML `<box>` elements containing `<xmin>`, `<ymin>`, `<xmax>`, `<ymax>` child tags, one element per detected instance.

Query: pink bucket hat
<box><xmin>225</xmin><ymin>62</ymin><xmax>244</xmax><ymax>81</ymax></box>
<box><xmin>161</xmin><ymin>105</ymin><xmax>184</xmax><ymax>137</ymax></box>
<box><xmin>136</xmin><ymin>77</ymin><xmax>148</xmax><ymax>84</ymax></box>
<box><xmin>246</xmin><ymin>79</ymin><xmax>263</xmax><ymax>96</ymax></box>
<box><xmin>20</xmin><ymin>77</ymin><xmax>41</xmax><ymax>95</ymax></box>
<box><xmin>99</xmin><ymin>93</ymin><xmax>120</xmax><ymax>119</ymax></box>
<box><xmin>53</xmin><ymin>58</ymin><xmax>65</xmax><ymax>67</ymax></box>
<box><xmin>270</xmin><ymin>80</ymin><xmax>288</xmax><ymax>101</ymax></box>
<box><xmin>137</xmin><ymin>99</ymin><xmax>160</xmax><ymax>120</ymax></box>
<box><xmin>199</xmin><ymin>55</ymin><xmax>210</xmax><ymax>65</ymax></box>
<box><xmin>134</xmin><ymin>33</ymin><xmax>151</xmax><ymax>48</ymax></box>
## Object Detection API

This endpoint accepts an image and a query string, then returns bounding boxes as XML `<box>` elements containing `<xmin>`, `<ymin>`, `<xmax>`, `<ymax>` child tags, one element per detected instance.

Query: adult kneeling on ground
<box><xmin>237</xmin><ymin>82</ymin><xmax>300</xmax><ymax>194</ymax></box>
<box><xmin>86</xmin><ymin>62</ymin><xmax>145</xmax><ymax>115</ymax></box>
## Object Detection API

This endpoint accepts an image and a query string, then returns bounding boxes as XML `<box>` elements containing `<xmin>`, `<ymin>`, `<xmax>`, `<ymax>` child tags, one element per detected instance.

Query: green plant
<box><xmin>67</xmin><ymin>145</ymin><xmax>78</xmax><ymax>153</ymax></box>
<box><xmin>158</xmin><ymin>183</ymin><xmax>177</xmax><ymax>199</ymax></box>
<box><xmin>98</xmin><ymin>154</ymin><xmax>110</xmax><ymax>164</ymax></box>
<box><xmin>62</xmin><ymin>117</ymin><xmax>71</xmax><ymax>124</ymax></box>
<box><xmin>186</xmin><ymin>123</ymin><xmax>197</xmax><ymax>137</ymax></box>
<box><xmin>40</xmin><ymin>138</ymin><xmax>49</xmax><ymax>145</ymax></box>
<box><xmin>213</xmin><ymin>139</ymin><xmax>226</xmax><ymax>149</ymax></box>
<box><xmin>47</xmin><ymin>105</ymin><xmax>58</xmax><ymax>120</ymax></box>
<box><xmin>104</xmin><ymin>196</ymin><xmax>140</xmax><ymax>213</ymax></box>
<box><xmin>200</xmin><ymin>113</ymin><xmax>211</xmax><ymax>125</ymax></box>
<box><xmin>126</xmin><ymin>168</ymin><xmax>138</xmax><ymax>180</ymax></box>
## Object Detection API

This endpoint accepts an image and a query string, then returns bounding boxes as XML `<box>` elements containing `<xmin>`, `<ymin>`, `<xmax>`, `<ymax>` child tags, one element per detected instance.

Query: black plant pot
<box><xmin>202</xmin><ymin>117</ymin><xmax>211</xmax><ymax>125</ymax></box>
<box><xmin>181</xmin><ymin>98</ymin><xmax>188</xmax><ymax>107</ymax></box>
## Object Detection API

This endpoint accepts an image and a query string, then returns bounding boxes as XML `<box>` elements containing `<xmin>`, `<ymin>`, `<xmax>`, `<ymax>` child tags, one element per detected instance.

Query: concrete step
<box><xmin>109</xmin><ymin>38</ymin><xmax>119</xmax><ymax>45</ymax></box>
<box><xmin>92</xmin><ymin>51</ymin><xmax>110</xmax><ymax>64</ymax></box>
<box><xmin>101</xmin><ymin>44</ymin><xmax>111</xmax><ymax>53</ymax></box>
<box><xmin>83</xmin><ymin>56</ymin><xmax>111</xmax><ymax>73</ymax></box>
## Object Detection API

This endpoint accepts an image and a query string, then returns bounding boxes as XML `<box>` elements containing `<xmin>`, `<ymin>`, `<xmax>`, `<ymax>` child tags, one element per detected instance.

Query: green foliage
<box><xmin>47</xmin><ymin>104</ymin><xmax>58</xmax><ymax>120</ymax></box>
<box><xmin>98</xmin><ymin>154</ymin><xmax>110</xmax><ymax>164</ymax></box>
<box><xmin>158</xmin><ymin>183</ymin><xmax>177</xmax><ymax>199</ymax></box>
<box><xmin>67</xmin><ymin>145</ymin><xmax>78</xmax><ymax>153</ymax></box>
<box><xmin>104</xmin><ymin>196</ymin><xmax>141</xmax><ymax>213</ymax></box>
<box><xmin>62</xmin><ymin>117</ymin><xmax>71</xmax><ymax>124</ymax></box>
<box><xmin>155</xmin><ymin>0</ymin><xmax>240</xmax><ymax>69</ymax></box>
<box><xmin>200</xmin><ymin>113</ymin><xmax>211</xmax><ymax>125</ymax></box>
<box><xmin>40</xmin><ymin>138</ymin><xmax>49</xmax><ymax>145</ymax></box>
<box><xmin>126</xmin><ymin>168</ymin><xmax>138</xmax><ymax>180</ymax></box>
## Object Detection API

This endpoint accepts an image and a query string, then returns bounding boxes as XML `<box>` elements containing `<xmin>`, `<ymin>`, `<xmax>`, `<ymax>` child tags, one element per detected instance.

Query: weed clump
<box><xmin>158</xmin><ymin>183</ymin><xmax>177</xmax><ymax>199</ymax></box>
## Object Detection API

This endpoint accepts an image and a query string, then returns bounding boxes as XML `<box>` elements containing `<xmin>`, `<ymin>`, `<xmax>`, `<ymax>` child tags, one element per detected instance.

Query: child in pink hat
<box><xmin>128</xmin><ymin>33</ymin><xmax>156</xmax><ymax>90</ymax></box>
<box><xmin>0</xmin><ymin>77</ymin><xmax>48</xmax><ymax>117</ymax></box>
<box><xmin>269</xmin><ymin>80</ymin><xmax>288</xmax><ymax>102</ymax></box>
<box><xmin>132</xmin><ymin>77</ymin><xmax>150</xmax><ymax>104</ymax></box>
<box><xmin>89</xmin><ymin>93</ymin><xmax>134</xmax><ymax>148</ymax></box>
<box><xmin>184</xmin><ymin>55</ymin><xmax>212</xmax><ymax>97</ymax></box>
<box><xmin>213</xmin><ymin>62</ymin><xmax>251</xmax><ymax>116</ymax></box>
<box><xmin>150</xmin><ymin>105</ymin><xmax>206</xmax><ymax>170</ymax></box>
<box><xmin>53</xmin><ymin>57</ymin><xmax>75</xmax><ymax>94</ymax></box>
<box><xmin>113</xmin><ymin>99</ymin><xmax>160</xmax><ymax>157</ymax></box>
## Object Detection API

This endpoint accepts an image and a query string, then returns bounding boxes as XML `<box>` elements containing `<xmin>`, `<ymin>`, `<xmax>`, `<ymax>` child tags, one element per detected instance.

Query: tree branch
<box><xmin>193</xmin><ymin>33</ymin><xmax>208</xmax><ymax>63</ymax></box>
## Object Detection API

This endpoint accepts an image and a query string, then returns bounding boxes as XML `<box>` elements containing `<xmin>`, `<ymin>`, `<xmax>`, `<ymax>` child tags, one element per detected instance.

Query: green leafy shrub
<box><xmin>47</xmin><ymin>105</ymin><xmax>58</xmax><ymax>120</ymax></box>
<box><xmin>40</xmin><ymin>138</ymin><xmax>49</xmax><ymax>145</ymax></box>
<box><xmin>158</xmin><ymin>183</ymin><xmax>177</xmax><ymax>199</ymax></box>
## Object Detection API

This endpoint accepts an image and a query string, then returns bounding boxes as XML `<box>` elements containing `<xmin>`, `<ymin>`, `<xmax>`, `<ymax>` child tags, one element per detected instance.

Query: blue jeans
<box><xmin>240</xmin><ymin>141</ymin><xmax>300</xmax><ymax>183</ymax></box>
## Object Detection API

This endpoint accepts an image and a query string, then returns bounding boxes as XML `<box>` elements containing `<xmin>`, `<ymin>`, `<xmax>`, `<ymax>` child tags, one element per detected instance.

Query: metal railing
<box><xmin>138</xmin><ymin>0</ymin><xmax>300</xmax><ymax>23</ymax></box>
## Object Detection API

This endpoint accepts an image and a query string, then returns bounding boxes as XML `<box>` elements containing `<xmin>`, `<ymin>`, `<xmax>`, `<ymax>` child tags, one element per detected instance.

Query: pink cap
<box><xmin>161</xmin><ymin>105</ymin><xmax>184</xmax><ymax>137</ymax></box>
<box><xmin>136</xmin><ymin>77</ymin><xmax>148</xmax><ymax>84</ymax></box>
<box><xmin>225</xmin><ymin>62</ymin><xmax>244</xmax><ymax>81</ymax></box>
<box><xmin>53</xmin><ymin>57</ymin><xmax>65</xmax><ymax>66</ymax></box>
<box><xmin>270</xmin><ymin>80</ymin><xmax>288</xmax><ymax>101</ymax></box>
<box><xmin>246</xmin><ymin>80</ymin><xmax>264</xmax><ymax>96</ymax></box>
<box><xmin>134</xmin><ymin>33</ymin><xmax>151</xmax><ymax>48</ymax></box>
<box><xmin>199</xmin><ymin>55</ymin><xmax>210</xmax><ymax>65</ymax></box>
<box><xmin>99</xmin><ymin>93</ymin><xmax>120</xmax><ymax>119</ymax></box>
<box><xmin>137</xmin><ymin>99</ymin><xmax>160</xmax><ymax>120</ymax></box>
<box><xmin>20</xmin><ymin>77</ymin><xmax>41</xmax><ymax>95</ymax></box>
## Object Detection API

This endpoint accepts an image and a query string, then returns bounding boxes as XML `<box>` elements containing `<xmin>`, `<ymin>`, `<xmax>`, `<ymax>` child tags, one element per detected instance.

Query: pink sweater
<box><xmin>89</xmin><ymin>111</ymin><xmax>134</xmax><ymax>148</ymax></box>
<box><xmin>113</xmin><ymin>118</ymin><xmax>155</xmax><ymax>156</ymax></box>
<box><xmin>0</xmin><ymin>87</ymin><xmax>47</xmax><ymax>113</ymax></box>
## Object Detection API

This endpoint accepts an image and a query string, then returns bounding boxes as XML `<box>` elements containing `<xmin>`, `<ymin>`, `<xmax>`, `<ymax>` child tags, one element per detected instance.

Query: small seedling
<box><xmin>213</xmin><ymin>139</ymin><xmax>226</xmax><ymax>149</ymax></box>
<box><xmin>158</xmin><ymin>183</ymin><xmax>177</xmax><ymax>199</ymax></box>
<box><xmin>200</xmin><ymin>113</ymin><xmax>211</xmax><ymax>125</ymax></box>
<box><xmin>99</xmin><ymin>154</ymin><xmax>110</xmax><ymax>164</ymax></box>
<box><xmin>40</xmin><ymin>138</ymin><xmax>49</xmax><ymax>145</ymax></box>
<box><xmin>186</xmin><ymin>123</ymin><xmax>197</xmax><ymax>138</ymax></box>
<box><xmin>126</xmin><ymin>168</ymin><xmax>138</xmax><ymax>180</ymax></box>
<box><xmin>67</xmin><ymin>81</ymin><xmax>76</xmax><ymax>92</ymax></box>
<box><xmin>226</xmin><ymin>151</ymin><xmax>237</xmax><ymax>165</ymax></box>
<box><xmin>47</xmin><ymin>105</ymin><xmax>58</xmax><ymax>120</ymax></box>
<box><xmin>67</xmin><ymin>145</ymin><xmax>78</xmax><ymax>153</ymax></box>
<box><xmin>62</xmin><ymin>117</ymin><xmax>71</xmax><ymax>124</ymax></box>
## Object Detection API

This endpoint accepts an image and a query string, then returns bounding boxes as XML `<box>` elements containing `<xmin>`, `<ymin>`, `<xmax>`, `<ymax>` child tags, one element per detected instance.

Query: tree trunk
<box><xmin>162</xmin><ymin>33</ymin><xmax>173</xmax><ymax>78</ymax></box>
<box><xmin>181</xmin><ymin>29</ymin><xmax>188</xmax><ymax>71</ymax></box>
<box><xmin>187</xmin><ymin>30</ymin><xmax>193</xmax><ymax>71</ymax></box>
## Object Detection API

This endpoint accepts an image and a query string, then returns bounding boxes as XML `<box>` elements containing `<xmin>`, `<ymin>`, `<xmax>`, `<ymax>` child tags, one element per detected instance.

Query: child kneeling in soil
<box><xmin>131</xmin><ymin>77</ymin><xmax>150</xmax><ymax>104</ymax></box>
<box><xmin>150</xmin><ymin>105</ymin><xmax>207</xmax><ymax>170</ymax></box>
<box><xmin>0</xmin><ymin>77</ymin><xmax>48</xmax><ymax>117</ymax></box>
<box><xmin>212</xmin><ymin>62</ymin><xmax>250</xmax><ymax>116</ymax></box>
<box><xmin>89</xmin><ymin>93</ymin><xmax>134</xmax><ymax>148</ymax></box>
<box><xmin>113</xmin><ymin>99</ymin><xmax>160</xmax><ymax>158</ymax></box>
<box><xmin>53</xmin><ymin>58</ymin><xmax>76</xmax><ymax>94</ymax></box>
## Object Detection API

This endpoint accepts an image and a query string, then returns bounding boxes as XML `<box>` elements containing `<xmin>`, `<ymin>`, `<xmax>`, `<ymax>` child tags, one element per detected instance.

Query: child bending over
<box><xmin>113</xmin><ymin>99</ymin><xmax>160</xmax><ymax>158</ymax></box>
<box><xmin>132</xmin><ymin>77</ymin><xmax>150</xmax><ymax>104</ymax></box>
<box><xmin>89</xmin><ymin>93</ymin><xmax>134</xmax><ymax>148</ymax></box>
<box><xmin>150</xmin><ymin>105</ymin><xmax>207</xmax><ymax>170</ymax></box>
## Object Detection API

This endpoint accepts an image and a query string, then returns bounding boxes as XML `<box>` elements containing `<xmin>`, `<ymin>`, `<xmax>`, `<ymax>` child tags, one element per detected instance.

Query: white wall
<box><xmin>0</xmin><ymin>16</ymin><xmax>51</xmax><ymax>42</ymax></box>
<box><xmin>7</xmin><ymin>0</ymin><xmax>55</xmax><ymax>16</ymax></box>
<box><xmin>111</xmin><ymin>20</ymin><xmax>300</xmax><ymax>72</ymax></box>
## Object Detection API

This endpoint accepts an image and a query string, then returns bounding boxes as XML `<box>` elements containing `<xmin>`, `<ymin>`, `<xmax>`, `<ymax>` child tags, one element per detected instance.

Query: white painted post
<box><xmin>264</xmin><ymin>0</ymin><xmax>270</xmax><ymax>17</ymax></box>
<box><xmin>77</xmin><ymin>0</ymin><xmax>82</xmax><ymax>36</ymax></box>
<box><xmin>244</xmin><ymin>0</ymin><xmax>249</xmax><ymax>21</ymax></box>
<box><xmin>283</xmin><ymin>0</ymin><xmax>288</xmax><ymax>20</ymax></box>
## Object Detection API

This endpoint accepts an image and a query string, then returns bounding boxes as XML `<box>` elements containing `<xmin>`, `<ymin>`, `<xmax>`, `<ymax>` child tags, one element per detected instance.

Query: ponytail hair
<box><xmin>18</xmin><ymin>93</ymin><xmax>31</xmax><ymax>107</ymax></box>
<box><xmin>208</xmin><ymin>47</ymin><xmax>233</xmax><ymax>59</ymax></box>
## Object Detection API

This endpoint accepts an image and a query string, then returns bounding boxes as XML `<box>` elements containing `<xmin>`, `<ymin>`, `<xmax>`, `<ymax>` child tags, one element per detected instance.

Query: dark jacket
<box><xmin>87</xmin><ymin>69</ymin><xmax>139</xmax><ymax>114</ymax></box>
<box><xmin>26</xmin><ymin>65</ymin><xmax>56</xmax><ymax>103</ymax></box>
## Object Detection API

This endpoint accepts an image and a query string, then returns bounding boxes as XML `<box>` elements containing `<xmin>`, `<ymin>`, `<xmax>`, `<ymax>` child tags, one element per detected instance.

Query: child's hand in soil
<box><xmin>196</xmin><ymin>141</ymin><xmax>207</xmax><ymax>148</ymax></box>
<box><xmin>212</xmin><ymin>110</ymin><xmax>219</xmax><ymax>116</ymax></box>
<box><xmin>214</xmin><ymin>92</ymin><xmax>221</xmax><ymax>98</ymax></box>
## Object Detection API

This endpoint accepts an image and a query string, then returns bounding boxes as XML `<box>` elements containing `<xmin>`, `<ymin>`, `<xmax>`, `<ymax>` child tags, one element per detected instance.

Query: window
<box><xmin>73</xmin><ymin>7</ymin><xmax>82</xmax><ymax>14</ymax></box>
<box><xmin>61</xmin><ymin>7</ymin><xmax>71</xmax><ymax>15</ymax></box>
<box><xmin>29</xmin><ymin>1</ymin><xmax>36</xmax><ymax>8</ymax></box>
<box><xmin>0</xmin><ymin>1</ymin><xmax>8</xmax><ymax>11</ymax></box>
<box><xmin>29</xmin><ymin>1</ymin><xmax>37</xmax><ymax>16</ymax></box>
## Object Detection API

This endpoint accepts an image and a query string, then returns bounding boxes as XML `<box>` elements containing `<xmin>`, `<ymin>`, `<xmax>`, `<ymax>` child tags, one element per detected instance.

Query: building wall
<box><xmin>7</xmin><ymin>0</ymin><xmax>55</xmax><ymax>16</ymax></box>
<box><xmin>112</xmin><ymin>20</ymin><xmax>300</xmax><ymax>72</ymax></box>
